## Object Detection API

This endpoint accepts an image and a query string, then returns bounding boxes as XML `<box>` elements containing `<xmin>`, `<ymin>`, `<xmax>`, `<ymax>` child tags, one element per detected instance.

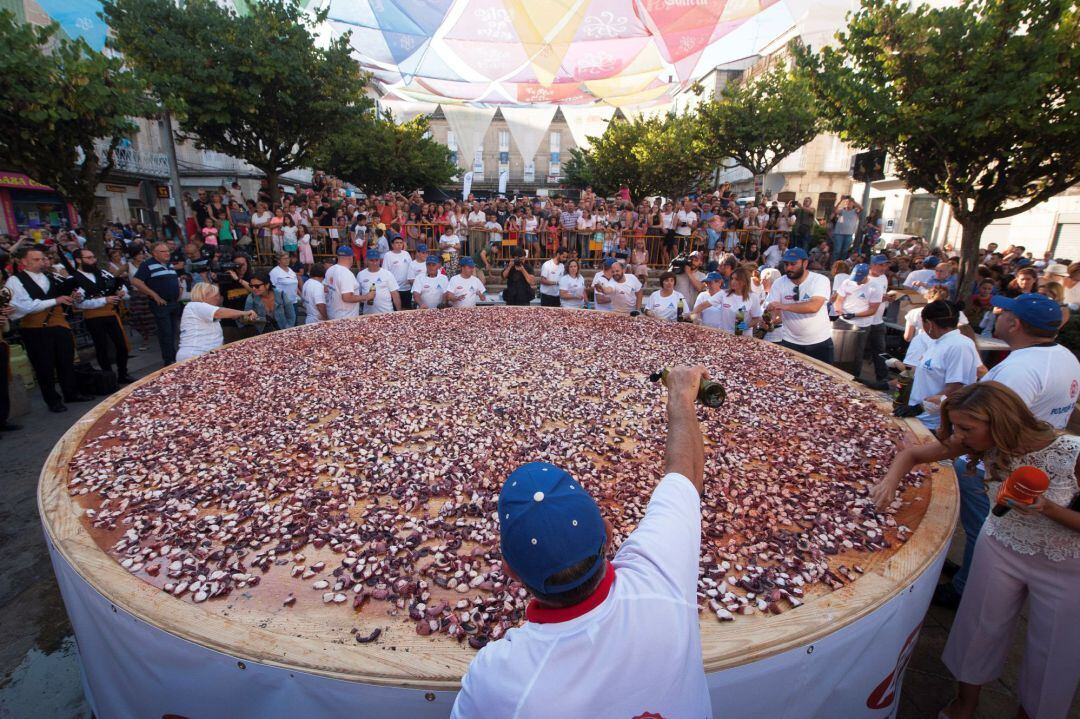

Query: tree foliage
<box><xmin>0</xmin><ymin>11</ymin><xmax>151</xmax><ymax>243</ymax></box>
<box><xmin>570</xmin><ymin>114</ymin><xmax>712</xmax><ymax>202</ymax></box>
<box><xmin>796</xmin><ymin>0</ymin><xmax>1080</xmax><ymax>297</ymax></box>
<box><xmin>318</xmin><ymin>110</ymin><xmax>458</xmax><ymax>194</ymax></box>
<box><xmin>562</xmin><ymin>147</ymin><xmax>602</xmax><ymax>195</ymax></box>
<box><xmin>697</xmin><ymin>62</ymin><xmax>819</xmax><ymax>199</ymax></box>
<box><xmin>103</xmin><ymin>0</ymin><xmax>370</xmax><ymax>203</ymax></box>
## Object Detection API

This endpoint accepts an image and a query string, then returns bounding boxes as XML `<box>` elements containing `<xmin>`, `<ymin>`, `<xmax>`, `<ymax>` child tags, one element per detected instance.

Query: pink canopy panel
<box><xmin>322</xmin><ymin>0</ymin><xmax>785</xmax><ymax>106</ymax></box>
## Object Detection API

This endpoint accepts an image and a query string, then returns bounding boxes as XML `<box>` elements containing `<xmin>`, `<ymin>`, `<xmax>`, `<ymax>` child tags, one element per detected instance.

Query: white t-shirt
<box><xmin>452</xmin><ymin>473</ymin><xmax>710</xmax><ymax>719</ymax></box>
<box><xmin>904</xmin><ymin>305</ymin><xmax>969</xmax><ymax>336</ymax></box>
<box><xmin>413</xmin><ymin>273</ymin><xmax>449</xmax><ymax>309</ymax></box>
<box><xmin>268</xmin><ymin>266</ymin><xmax>299</xmax><ymax>304</ymax></box>
<box><xmin>762</xmin><ymin>244</ymin><xmax>784</xmax><ymax>269</ymax></box>
<box><xmin>981</xmin><ymin>344</ymin><xmax>1080</xmax><ymax>428</ymax></box>
<box><xmin>301</xmin><ymin>277</ymin><xmax>326</xmax><ymax>325</ymax></box>
<box><xmin>539</xmin><ymin>259</ymin><xmax>564</xmax><ymax>297</ymax></box>
<box><xmin>644</xmin><ymin>289</ymin><xmax>687</xmax><ymax>321</ymax></box>
<box><xmin>903</xmin><ymin>268</ymin><xmax>935</xmax><ymax>293</ymax></box>
<box><xmin>467</xmin><ymin>210</ymin><xmax>487</xmax><ymax>227</ymax></box>
<box><xmin>558</xmin><ymin>274</ymin><xmax>586</xmax><ymax>309</ymax></box>
<box><xmin>383</xmin><ymin>250</ymin><xmax>413</xmax><ymax>290</ymax></box>
<box><xmin>694</xmin><ymin>289</ymin><xmax>762</xmax><ymax>333</ymax></box>
<box><xmin>837</xmin><ymin>279</ymin><xmax>884</xmax><ymax>328</ymax></box>
<box><xmin>323</xmin><ymin>263</ymin><xmax>360</xmax><ymax>320</ymax></box>
<box><xmin>447</xmin><ymin>274</ymin><xmax>486</xmax><ymax>308</ymax></box>
<box><xmin>357</xmin><ymin>267</ymin><xmax>399</xmax><ymax>315</ymax></box>
<box><xmin>606</xmin><ymin>274</ymin><xmax>642</xmax><ymax>314</ymax></box>
<box><xmin>406</xmin><ymin>259</ymin><xmax>427</xmax><ymax>287</ymax></box>
<box><xmin>591</xmin><ymin>273</ymin><xmax>615</xmax><ymax>312</ymax></box>
<box><xmin>176</xmin><ymin>301</ymin><xmax>223</xmax><ymax>362</ymax></box>
<box><xmin>909</xmin><ymin>329</ymin><xmax>981</xmax><ymax>429</ymax></box>
<box><xmin>766</xmin><ymin>273</ymin><xmax>833</xmax><ymax>345</ymax></box>
<box><xmin>867</xmin><ymin>273</ymin><xmax>889</xmax><ymax>325</ymax></box>
<box><xmin>675</xmin><ymin>209</ymin><xmax>696</xmax><ymax>236</ymax></box>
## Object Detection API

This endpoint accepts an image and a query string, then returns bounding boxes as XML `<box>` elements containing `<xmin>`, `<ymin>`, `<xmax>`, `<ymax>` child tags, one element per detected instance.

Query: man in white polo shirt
<box><xmin>591</xmin><ymin>257</ymin><xmax>617</xmax><ymax>312</ymax></box>
<box><xmin>606</xmin><ymin>260</ymin><xmax>642</xmax><ymax>315</ymax></box>
<box><xmin>322</xmin><ymin>245</ymin><xmax>363</xmax><ymax>320</ymax></box>
<box><xmin>412</xmin><ymin>255</ymin><xmax>448</xmax><ymax>310</ymax></box>
<box><xmin>452</xmin><ymin>366</ymin><xmax>710</xmax><ymax>719</ymax></box>
<box><xmin>382</xmin><ymin>235</ymin><xmax>413</xmax><ymax>309</ymax></box>
<box><xmin>936</xmin><ymin>293</ymin><xmax>1080</xmax><ymax>609</ymax></box>
<box><xmin>445</xmin><ymin>257</ymin><xmax>486</xmax><ymax>308</ymax></box>
<box><xmin>356</xmin><ymin>250</ymin><xmax>400</xmax><ymax>315</ymax></box>
<box><xmin>765</xmin><ymin>247</ymin><xmax>834</xmax><ymax>363</ymax></box>
<box><xmin>857</xmin><ymin>254</ymin><xmax>892</xmax><ymax>390</ymax></box>
<box><xmin>903</xmin><ymin>255</ymin><xmax>939</xmax><ymax>295</ymax></box>
<box><xmin>538</xmin><ymin>246</ymin><xmax>567</xmax><ymax>308</ymax></box>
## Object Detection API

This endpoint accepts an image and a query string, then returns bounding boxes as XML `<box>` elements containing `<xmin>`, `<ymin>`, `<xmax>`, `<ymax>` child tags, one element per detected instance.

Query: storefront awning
<box><xmin>0</xmin><ymin>172</ymin><xmax>55</xmax><ymax>192</ymax></box>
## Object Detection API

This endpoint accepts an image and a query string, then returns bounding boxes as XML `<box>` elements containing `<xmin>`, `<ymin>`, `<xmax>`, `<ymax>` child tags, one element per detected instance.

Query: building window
<box><xmin>816</xmin><ymin>192</ymin><xmax>837</xmax><ymax>220</ymax></box>
<box><xmin>498</xmin><ymin>130</ymin><xmax>510</xmax><ymax>168</ymax></box>
<box><xmin>903</xmin><ymin>195</ymin><xmax>939</xmax><ymax>239</ymax></box>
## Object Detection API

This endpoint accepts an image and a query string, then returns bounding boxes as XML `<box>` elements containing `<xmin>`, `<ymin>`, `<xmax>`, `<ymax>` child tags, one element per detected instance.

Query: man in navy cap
<box><xmin>903</xmin><ymin>255</ymin><xmax>939</xmax><ymax>293</ymax></box>
<box><xmin>357</xmin><ymin>249</ymin><xmax>400</xmax><ymax>315</ymax></box>
<box><xmin>412</xmin><ymin>254</ymin><xmax>448</xmax><ymax>310</ymax></box>
<box><xmin>452</xmin><ymin>366</ymin><xmax>711</xmax><ymax>719</ymax></box>
<box><xmin>445</xmin><ymin>256</ymin><xmax>486</xmax><ymax>308</ymax></box>
<box><xmin>406</xmin><ymin>243</ymin><xmax>431</xmax><ymax>308</ymax></box>
<box><xmin>323</xmin><ymin>245</ymin><xmax>363</xmax><ymax>320</ymax></box>
<box><xmin>933</xmin><ymin>293</ymin><xmax>1080</xmax><ymax>610</ymax></box>
<box><xmin>856</xmin><ymin>254</ymin><xmax>893</xmax><ymax>390</ymax></box>
<box><xmin>765</xmin><ymin>246</ymin><xmax>835</xmax><ymax>363</ymax></box>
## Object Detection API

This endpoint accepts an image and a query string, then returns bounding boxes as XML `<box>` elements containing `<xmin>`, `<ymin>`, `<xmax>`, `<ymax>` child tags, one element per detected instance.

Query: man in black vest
<box><xmin>3</xmin><ymin>245</ymin><xmax>93</xmax><ymax>412</ymax></box>
<box><xmin>73</xmin><ymin>248</ymin><xmax>134</xmax><ymax>383</ymax></box>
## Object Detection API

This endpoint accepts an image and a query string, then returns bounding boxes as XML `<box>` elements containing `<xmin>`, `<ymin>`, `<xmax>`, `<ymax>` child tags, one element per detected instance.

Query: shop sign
<box><xmin>106</xmin><ymin>184</ymin><xmax>127</xmax><ymax>193</ymax></box>
<box><xmin>156</xmin><ymin>185</ymin><xmax>171</xmax><ymax>199</ymax></box>
<box><xmin>0</xmin><ymin>172</ymin><xmax>53</xmax><ymax>192</ymax></box>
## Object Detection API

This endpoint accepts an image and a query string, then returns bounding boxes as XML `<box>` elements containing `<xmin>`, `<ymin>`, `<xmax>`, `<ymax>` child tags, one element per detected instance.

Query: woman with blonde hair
<box><xmin>1037</xmin><ymin>281</ymin><xmax>1071</xmax><ymax>327</ymax></box>
<box><xmin>175</xmin><ymin>283</ymin><xmax>257</xmax><ymax>362</ymax></box>
<box><xmin>872</xmin><ymin>382</ymin><xmax>1080</xmax><ymax>719</ymax></box>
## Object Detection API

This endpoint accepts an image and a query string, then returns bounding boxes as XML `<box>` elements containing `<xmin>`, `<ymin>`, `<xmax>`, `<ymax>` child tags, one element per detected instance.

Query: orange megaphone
<box><xmin>992</xmin><ymin>465</ymin><xmax>1050</xmax><ymax>517</ymax></box>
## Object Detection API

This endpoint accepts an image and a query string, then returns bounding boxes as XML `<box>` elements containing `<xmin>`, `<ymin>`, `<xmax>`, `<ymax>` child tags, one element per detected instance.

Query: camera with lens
<box><xmin>668</xmin><ymin>253</ymin><xmax>691</xmax><ymax>275</ymax></box>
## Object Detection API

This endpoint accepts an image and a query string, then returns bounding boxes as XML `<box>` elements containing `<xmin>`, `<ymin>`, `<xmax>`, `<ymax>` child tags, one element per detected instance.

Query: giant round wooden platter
<box><xmin>40</xmin><ymin>307</ymin><xmax>957</xmax><ymax>689</ymax></box>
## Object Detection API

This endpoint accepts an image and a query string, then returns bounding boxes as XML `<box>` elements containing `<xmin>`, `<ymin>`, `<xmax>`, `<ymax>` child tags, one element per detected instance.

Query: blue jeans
<box><xmin>150</xmin><ymin>301</ymin><xmax>182</xmax><ymax>365</ymax></box>
<box><xmin>952</xmin><ymin>456</ymin><xmax>990</xmax><ymax>593</ymax></box>
<box><xmin>781</xmin><ymin>338</ymin><xmax>834</xmax><ymax>365</ymax></box>
<box><xmin>832</xmin><ymin>233</ymin><xmax>853</xmax><ymax>261</ymax></box>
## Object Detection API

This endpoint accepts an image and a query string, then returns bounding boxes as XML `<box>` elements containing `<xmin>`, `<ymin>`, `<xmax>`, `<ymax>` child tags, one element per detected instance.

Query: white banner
<box><xmin>462</xmin><ymin>171</ymin><xmax>473</xmax><ymax>201</ymax></box>
<box><xmin>498</xmin><ymin>169</ymin><xmax>509</xmax><ymax>195</ymax></box>
<box><xmin>49</xmin><ymin>534</ymin><xmax>945</xmax><ymax>718</ymax></box>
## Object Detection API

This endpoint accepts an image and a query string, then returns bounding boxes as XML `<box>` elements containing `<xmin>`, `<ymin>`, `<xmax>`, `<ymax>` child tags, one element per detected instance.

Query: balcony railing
<box><xmin>100</xmin><ymin>146</ymin><xmax>171</xmax><ymax>178</ymax></box>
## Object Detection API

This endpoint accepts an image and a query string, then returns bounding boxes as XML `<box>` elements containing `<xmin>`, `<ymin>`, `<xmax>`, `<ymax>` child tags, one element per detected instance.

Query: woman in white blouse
<box><xmin>558</xmin><ymin>259</ymin><xmax>586</xmax><ymax>309</ymax></box>
<box><xmin>176</xmin><ymin>283</ymin><xmax>257</xmax><ymax>362</ymax></box>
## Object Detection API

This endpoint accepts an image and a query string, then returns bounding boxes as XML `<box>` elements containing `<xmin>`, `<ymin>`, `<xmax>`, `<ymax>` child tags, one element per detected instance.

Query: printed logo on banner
<box><xmin>866</xmin><ymin>622</ymin><xmax>923</xmax><ymax>709</ymax></box>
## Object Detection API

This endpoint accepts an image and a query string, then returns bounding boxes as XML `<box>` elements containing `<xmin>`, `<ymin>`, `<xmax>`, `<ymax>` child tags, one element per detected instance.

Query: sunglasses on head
<box><xmin>250</xmin><ymin>282</ymin><xmax>265</xmax><ymax>288</ymax></box>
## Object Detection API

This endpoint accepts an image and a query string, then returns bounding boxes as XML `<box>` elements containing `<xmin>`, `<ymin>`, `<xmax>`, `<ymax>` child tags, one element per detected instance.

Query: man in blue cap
<box><xmin>932</xmin><ymin>292</ymin><xmax>1080</xmax><ymax>610</ymax></box>
<box><xmin>406</xmin><ymin>243</ymin><xmax>432</xmax><ymax>308</ymax></box>
<box><xmin>452</xmin><ymin>366</ymin><xmax>711</xmax><ymax>719</ymax></box>
<box><xmin>856</xmin><ymin>254</ymin><xmax>893</xmax><ymax>390</ymax></box>
<box><xmin>322</xmin><ymin>245</ymin><xmax>363</xmax><ymax>320</ymax></box>
<box><xmin>412</xmin><ymin>254</ymin><xmax>448</xmax><ymax>310</ymax></box>
<box><xmin>903</xmin><ymin>255</ymin><xmax>939</xmax><ymax>293</ymax></box>
<box><xmin>445</xmin><ymin>256</ymin><xmax>487</xmax><ymax>308</ymax></box>
<box><xmin>765</xmin><ymin>246</ymin><xmax>835</xmax><ymax>363</ymax></box>
<box><xmin>357</xmin><ymin>249</ymin><xmax>400</xmax><ymax>315</ymax></box>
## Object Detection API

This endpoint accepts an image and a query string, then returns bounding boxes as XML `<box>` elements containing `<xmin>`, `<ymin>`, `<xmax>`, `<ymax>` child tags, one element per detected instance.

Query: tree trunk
<box><xmin>266</xmin><ymin>171</ymin><xmax>279</xmax><ymax>207</ymax></box>
<box><xmin>956</xmin><ymin>216</ymin><xmax>991</xmax><ymax>303</ymax></box>
<box><xmin>78</xmin><ymin>195</ymin><xmax>107</xmax><ymax>258</ymax></box>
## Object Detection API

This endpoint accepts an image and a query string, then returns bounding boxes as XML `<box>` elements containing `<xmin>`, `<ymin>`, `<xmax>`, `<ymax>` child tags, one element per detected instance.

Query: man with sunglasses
<box><xmin>765</xmin><ymin>247</ymin><xmax>834</xmax><ymax>363</ymax></box>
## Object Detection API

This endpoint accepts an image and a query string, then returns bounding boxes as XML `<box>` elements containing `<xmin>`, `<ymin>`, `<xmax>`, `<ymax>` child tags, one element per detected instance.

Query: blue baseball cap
<box><xmin>498</xmin><ymin>463</ymin><xmax>605</xmax><ymax>594</ymax></box>
<box><xmin>416</xmin><ymin>243</ymin><xmax>428</xmax><ymax>253</ymax></box>
<box><xmin>851</xmin><ymin>263</ymin><xmax>870</xmax><ymax>282</ymax></box>
<box><xmin>923</xmin><ymin>256</ymin><xmax>940</xmax><ymax>268</ymax></box>
<box><xmin>603</xmin><ymin>257</ymin><xmax>617</xmax><ymax>268</ymax></box>
<box><xmin>366</xmin><ymin>250</ymin><xmax>381</xmax><ymax>261</ymax></box>
<box><xmin>425</xmin><ymin>255</ymin><xmax>440</xmax><ymax>265</ymax></box>
<box><xmin>990</xmin><ymin>293</ymin><xmax>1062</xmax><ymax>331</ymax></box>
<box><xmin>781</xmin><ymin>247</ymin><xmax>808</xmax><ymax>263</ymax></box>
<box><xmin>871</xmin><ymin>253</ymin><xmax>889</xmax><ymax>265</ymax></box>
<box><xmin>336</xmin><ymin>245</ymin><xmax>353</xmax><ymax>257</ymax></box>
<box><xmin>705</xmin><ymin>271</ymin><xmax>724</xmax><ymax>282</ymax></box>
<box><xmin>460</xmin><ymin>256</ymin><xmax>475</xmax><ymax>267</ymax></box>
<box><xmin>1015</xmin><ymin>258</ymin><xmax>1032</xmax><ymax>268</ymax></box>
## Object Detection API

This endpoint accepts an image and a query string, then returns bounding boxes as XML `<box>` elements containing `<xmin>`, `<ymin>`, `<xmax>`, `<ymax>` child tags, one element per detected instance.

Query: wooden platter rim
<box><xmin>38</xmin><ymin>307</ymin><xmax>958</xmax><ymax>689</ymax></box>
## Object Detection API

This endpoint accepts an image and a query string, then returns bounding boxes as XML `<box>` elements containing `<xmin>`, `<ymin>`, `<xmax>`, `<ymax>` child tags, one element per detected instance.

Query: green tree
<box><xmin>0</xmin><ymin>11</ymin><xmax>151</xmax><ymax>246</ymax></box>
<box><xmin>580</xmin><ymin>113</ymin><xmax>711</xmax><ymax>202</ymax></box>
<box><xmin>797</xmin><ymin>0</ymin><xmax>1080</xmax><ymax>298</ymax></box>
<box><xmin>697</xmin><ymin>62</ymin><xmax>819</xmax><ymax>202</ymax></box>
<box><xmin>318</xmin><ymin>110</ymin><xmax>457</xmax><ymax>194</ymax></box>
<box><xmin>103</xmin><ymin>0</ymin><xmax>370</xmax><ymax>204</ymax></box>
<box><xmin>562</xmin><ymin>147</ymin><xmax>604</xmax><ymax>195</ymax></box>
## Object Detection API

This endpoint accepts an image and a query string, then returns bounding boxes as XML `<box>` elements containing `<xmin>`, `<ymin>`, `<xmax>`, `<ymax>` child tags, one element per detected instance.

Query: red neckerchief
<box><xmin>525</xmin><ymin>563</ymin><xmax>616</xmax><ymax>625</ymax></box>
